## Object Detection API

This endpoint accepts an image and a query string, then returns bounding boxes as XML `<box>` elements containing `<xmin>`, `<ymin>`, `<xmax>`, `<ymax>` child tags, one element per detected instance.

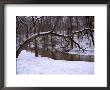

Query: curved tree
<box><xmin>16</xmin><ymin>16</ymin><xmax>94</xmax><ymax>58</ymax></box>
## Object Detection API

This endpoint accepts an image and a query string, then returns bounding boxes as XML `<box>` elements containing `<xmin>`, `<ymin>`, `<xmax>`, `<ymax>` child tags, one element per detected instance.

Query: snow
<box><xmin>68</xmin><ymin>48</ymin><xmax>94</xmax><ymax>55</ymax></box>
<box><xmin>68</xmin><ymin>35</ymin><xmax>94</xmax><ymax>56</ymax></box>
<box><xmin>17</xmin><ymin>50</ymin><xmax>94</xmax><ymax>74</ymax></box>
<box><xmin>39</xmin><ymin>31</ymin><xmax>52</xmax><ymax>34</ymax></box>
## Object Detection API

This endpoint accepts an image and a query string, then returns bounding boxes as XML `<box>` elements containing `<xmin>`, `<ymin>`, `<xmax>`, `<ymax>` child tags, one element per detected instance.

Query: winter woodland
<box><xmin>16</xmin><ymin>16</ymin><xmax>94</xmax><ymax>74</ymax></box>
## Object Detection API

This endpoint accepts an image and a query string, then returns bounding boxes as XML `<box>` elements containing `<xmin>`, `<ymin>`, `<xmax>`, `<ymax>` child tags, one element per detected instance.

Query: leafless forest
<box><xmin>16</xmin><ymin>16</ymin><xmax>94</xmax><ymax>61</ymax></box>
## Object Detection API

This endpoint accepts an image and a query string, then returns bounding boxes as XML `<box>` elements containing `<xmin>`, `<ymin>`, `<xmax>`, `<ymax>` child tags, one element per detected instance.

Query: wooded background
<box><xmin>16</xmin><ymin>16</ymin><xmax>94</xmax><ymax>58</ymax></box>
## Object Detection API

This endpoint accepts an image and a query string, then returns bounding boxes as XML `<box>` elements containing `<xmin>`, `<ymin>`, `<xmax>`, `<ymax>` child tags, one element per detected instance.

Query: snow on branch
<box><xmin>16</xmin><ymin>31</ymin><xmax>53</xmax><ymax>58</ymax></box>
<box><xmin>16</xmin><ymin>28</ymin><xmax>93</xmax><ymax>58</ymax></box>
<box><xmin>69</xmin><ymin>28</ymin><xmax>94</xmax><ymax>37</ymax></box>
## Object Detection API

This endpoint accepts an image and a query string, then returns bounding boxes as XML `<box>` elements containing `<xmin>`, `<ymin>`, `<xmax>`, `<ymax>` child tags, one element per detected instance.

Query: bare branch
<box><xmin>16</xmin><ymin>29</ymin><xmax>90</xmax><ymax>58</ymax></box>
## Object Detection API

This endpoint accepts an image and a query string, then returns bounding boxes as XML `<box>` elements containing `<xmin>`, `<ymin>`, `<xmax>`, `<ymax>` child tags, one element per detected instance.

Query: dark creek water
<box><xmin>28</xmin><ymin>48</ymin><xmax>94</xmax><ymax>62</ymax></box>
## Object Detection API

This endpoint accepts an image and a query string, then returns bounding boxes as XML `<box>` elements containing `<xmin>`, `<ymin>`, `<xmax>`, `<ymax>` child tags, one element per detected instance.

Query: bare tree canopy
<box><xmin>16</xmin><ymin>16</ymin><xmax>94</xmax><ymax>58</ymax></box>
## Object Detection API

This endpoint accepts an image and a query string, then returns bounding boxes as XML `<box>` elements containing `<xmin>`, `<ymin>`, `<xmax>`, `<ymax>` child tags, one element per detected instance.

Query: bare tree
<box><xmin>16</xmin><ymin>16</ymin><xmax>94</xmax><ymax>58</ymax></box>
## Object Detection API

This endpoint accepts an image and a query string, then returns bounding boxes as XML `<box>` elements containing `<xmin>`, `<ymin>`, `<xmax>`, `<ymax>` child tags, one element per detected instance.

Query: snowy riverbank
<box><xmin>17</xmin><ymin>50</ymin><xmax>94</xmax><ymax>74</ymax></box>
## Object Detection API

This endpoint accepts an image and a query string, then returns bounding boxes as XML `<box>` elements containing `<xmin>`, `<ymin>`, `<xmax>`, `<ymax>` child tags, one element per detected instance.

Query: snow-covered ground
<box><xmin>17</xmin><ymin>50</ymin><xmax>94</xmax><ymax>74</ymax></box>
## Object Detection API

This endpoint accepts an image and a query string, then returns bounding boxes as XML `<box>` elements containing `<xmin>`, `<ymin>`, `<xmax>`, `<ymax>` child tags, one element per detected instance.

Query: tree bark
<box><xmin>32</xmin><ymin>16</ymin><xmax>38</xmax><ymax>57</ymax></box>
<box><xmin>16</xmin><ymin>30</ymin><xmax>87</xmax><ymax>58</ymax></box>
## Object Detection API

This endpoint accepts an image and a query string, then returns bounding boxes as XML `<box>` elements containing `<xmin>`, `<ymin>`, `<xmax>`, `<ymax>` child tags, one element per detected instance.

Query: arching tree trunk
<box><xmin>16</xmin><ymin>30</ymin><xmax>87</xmax><ymax>58</ymax></box>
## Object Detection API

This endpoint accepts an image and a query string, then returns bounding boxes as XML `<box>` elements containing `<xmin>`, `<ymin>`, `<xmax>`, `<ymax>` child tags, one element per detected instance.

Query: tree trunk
<box><xmin>34</xmin><ymin>38</ymin><xmax>38</xmax><ymax>57</ymax></box>
<box><xmin>32</xmin><ymin>16</ymin><xmax>38</xmax><ymax>57</ymax></box>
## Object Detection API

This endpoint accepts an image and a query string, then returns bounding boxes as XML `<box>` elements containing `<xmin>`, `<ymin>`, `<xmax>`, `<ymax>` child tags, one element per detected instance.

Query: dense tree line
<box><xmin>16</xmin><ymin>16</ymin><xmax>94</xmax><ymax>58</ymax></box>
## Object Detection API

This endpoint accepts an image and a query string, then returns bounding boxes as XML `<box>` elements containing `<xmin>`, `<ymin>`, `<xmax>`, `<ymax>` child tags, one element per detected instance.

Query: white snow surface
<box><xmin>17</xmin><ymin>50</ymin><xmax>94</xmax><ymax>74</ymax></box>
